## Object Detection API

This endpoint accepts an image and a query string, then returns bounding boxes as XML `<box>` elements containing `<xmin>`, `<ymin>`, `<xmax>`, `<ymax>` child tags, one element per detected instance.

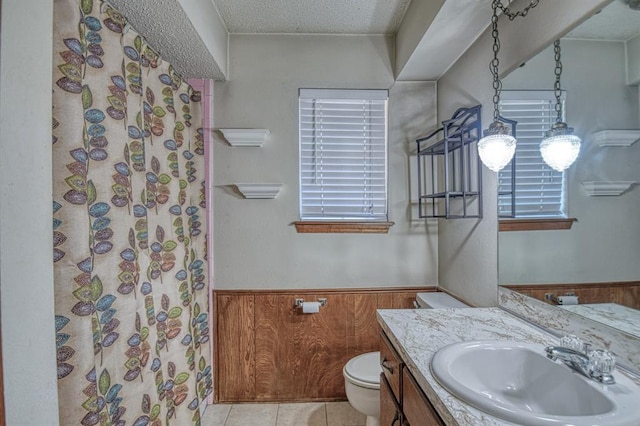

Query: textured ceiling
<box><xmin>212</xmin><ymin>0</ymin><xmax>412</xmax><ymax>34</ymax></box>
<box><xmin>566</xmin><ymin>0</ymin><xmax>640</xmax><ymax>41</ymax></box>
<box><xmin>103</xmin><ymin>0</ymin><xmax>639</xmax><ymax>82</ymax></box>
<box><xmin>107</xmin><ymin>0</ymin><xmax>225</xmax><ymax>79</ymax></box>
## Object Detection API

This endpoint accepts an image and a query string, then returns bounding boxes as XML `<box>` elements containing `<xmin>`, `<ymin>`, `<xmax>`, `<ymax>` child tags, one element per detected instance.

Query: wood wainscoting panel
<box><xmin>503</xmin><ymin>281</ymin><xmax>640</xmax><ymax>310</ymax></box>
<box><xmin>254</xmin><ymin>294</ymin><xmax>279</xmax><ymax>400</ymax></box>
<box><xmin>349</xmin><ymin>293</ymin><xmax>380</xmax><ymax>358</ymax></box>
<box><xmin>256</xmin><ymin>293</ymin><xmax>351</xmax><ymax>401</ymax></box>
<box><xmin>290</xmin><ymin>293</ymin><xmax>349</xmax><ymax>400</ymax></box>
<box><xmin>214</xmin><ymin>287</ymin><xmax>435</xmax><ymax>403</ymax></box>
<box><xmin>216</xmin><ymin>294</ymin><xmax>256</xmax><ymax>401</ymax></box>
<box><xmin>611</xmin><ymin>283</ymin><xmax>640</xmax><ymax>309</ymax></box>
<box><xmin>385</xmin><ymin>291</ymin><xmax>422</xmax><ymax>309</ymax></box>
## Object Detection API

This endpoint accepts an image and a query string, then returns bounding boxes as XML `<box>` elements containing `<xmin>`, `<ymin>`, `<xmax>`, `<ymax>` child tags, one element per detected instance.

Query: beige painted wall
<box><xmin>436</xmin><ymin>0</ymin><xmax>610</xmax><ymax>307</ymax></box>
<box><xmin>0</xmin><ymin>0</ymin><xmax>60</xmax><ymax>423</ymax></box>
<box><xmin>627</xmin><ymin>34</ymin><xmax>640</xmax><ymax>85</ymax></box>
<box><xmin>213</xmin><ymin>34</ymin><xmax>438</xmax><ymax>289</ymax></box>
<box><xmin>500</xmin><ymin>39</ymin><xmax>640</xmax><ymax>284</ymax></box>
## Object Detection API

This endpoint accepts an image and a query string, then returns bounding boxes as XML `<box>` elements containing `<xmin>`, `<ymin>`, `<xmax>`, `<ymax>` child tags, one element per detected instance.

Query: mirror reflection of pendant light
<box><xmin>540</xmin><ymin>40</ymin><xmax>581</xmax><ymax>172</ymax></box>
<box><xmin>478</xmin><ymin>0</ymin><xmax>540</xmax><ymax>172</ymax></box>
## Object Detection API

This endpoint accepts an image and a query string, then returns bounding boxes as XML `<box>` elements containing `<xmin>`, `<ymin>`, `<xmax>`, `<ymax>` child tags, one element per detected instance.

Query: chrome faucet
<box><xmin>545</xmin><ymin>336</ymin><xmax>616</xmax><ymax>385</ymax></box>
<box><xmin>545</xmin><ymin>346</ymin><xmax>592</xmax><ymax>378</ymax></box>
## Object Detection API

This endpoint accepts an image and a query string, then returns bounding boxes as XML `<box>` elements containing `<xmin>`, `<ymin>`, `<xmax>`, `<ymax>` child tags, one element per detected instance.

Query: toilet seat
<box><xmin>343</xmin><ymin>351</ymin><xmax>381</xmax><ymax>390</ymax></box>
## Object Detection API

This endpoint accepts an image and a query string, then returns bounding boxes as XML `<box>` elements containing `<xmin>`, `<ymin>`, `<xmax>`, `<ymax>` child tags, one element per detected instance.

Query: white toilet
<box><xmin>343</xmin><ymin>351</ymin><xmax>381</xmax><ymax>426</ymax></box>
<box><xmin>343</xmin><ymin>292</ymin><xmax>468</xmax><ymax>426</ymax></box>
<box><xmin>414</xmin><ymin>292</ymin><xmax>469</xmax><ymax>309</ymax></box>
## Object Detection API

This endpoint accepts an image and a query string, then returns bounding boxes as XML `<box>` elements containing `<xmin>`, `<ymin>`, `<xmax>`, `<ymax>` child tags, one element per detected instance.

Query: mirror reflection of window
<box><xmin>498</xmin><ymin>91</ymin><xmax>567</xmax><ymax>219</ymax></box>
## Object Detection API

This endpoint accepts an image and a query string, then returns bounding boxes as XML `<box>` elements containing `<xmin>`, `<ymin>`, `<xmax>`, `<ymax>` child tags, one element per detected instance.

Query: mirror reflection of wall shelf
<box><xmin>416</xmin><ymin>105</ymin><xmax>483</xmax><ymax>219</ymax></box>
<box><xmin>235</xmin><ymin>183</ymin><xmax>282</xmax><ymax>199</ymax></box>
<box><xmin>591</xmin><ymin>130</ymin><xmax>640</xmax><ymax>147</ymax></box>
<box><xmin>581</xmin><ymin>181</ymin><xmax>636</xmax><ymax>196</ymax></box>
<box><xmin>219</xmin><ymin>129</ymin><xmax>269</xmax><ymax>147</ymax></box>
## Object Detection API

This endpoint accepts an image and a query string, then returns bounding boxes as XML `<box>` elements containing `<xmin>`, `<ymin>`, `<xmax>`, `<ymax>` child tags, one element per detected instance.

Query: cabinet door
<box><xmin>402</xmin><ymin>367</ymin><xmax>445</xmax><ymax>426</ymax></box>
<box><xmin>380</xmin><ymin>373</ymin><xmax>401</xmax><ymax>426</ymax></box>
<box><xmin>380</xmin><ymin>332</ymin><xmax>402</xmax><ymax>400</ymax></box>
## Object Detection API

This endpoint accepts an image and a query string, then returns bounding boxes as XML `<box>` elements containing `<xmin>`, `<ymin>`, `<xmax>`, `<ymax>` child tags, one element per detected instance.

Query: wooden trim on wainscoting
<box><xmin>214</xmin><ymin>286</ymin><xmax>438</xmax><ymax>296</ymax></box>
<box><xmin>502</xmin><ymin>281</ymin><xmax>640</xmax><ymax>291</ymax></box>
<box><xmin>499</xmin><ymin>218</ymin><xmax>576</xmax><ymax>232</ymax></box>
<box><xmin>293</xmin><ymin>221</ymin><xmax>395</xmax><ymax>234</ymax></box>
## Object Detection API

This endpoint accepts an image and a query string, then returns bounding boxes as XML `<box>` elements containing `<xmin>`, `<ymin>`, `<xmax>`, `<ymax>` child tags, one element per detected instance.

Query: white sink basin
<box><xmin>431</xmin><ymin>341</ymin><xmax>640</xmax><ymax>426</ymax></box>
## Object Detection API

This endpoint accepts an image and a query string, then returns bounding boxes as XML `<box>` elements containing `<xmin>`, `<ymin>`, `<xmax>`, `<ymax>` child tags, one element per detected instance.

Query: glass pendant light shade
<box><xmin>540</xmin><ymin>122</ymin><xmax>581</xmax><ymax>172</ymax></box>
<box><xmin>478</xmin><ymin>121</ymin><xmax>516</xmax><ymax>172</ymax></box>
<box><xmin>541</xmin><ymin>40</ymin><xmax>581</xmax><ymax>172</ymax></box>
<box><xmin>479</xmin><ymin>0</ymin><xmax>541</xmax><ymax>172</ymax></box>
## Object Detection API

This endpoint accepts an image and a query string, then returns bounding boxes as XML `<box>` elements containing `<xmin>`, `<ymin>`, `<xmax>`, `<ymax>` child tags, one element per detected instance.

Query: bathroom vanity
<box><xmin>377</xmin><ymin>307</ymin><xmax>640</xmax><ymax>425</ymax></box>
<box><xmin>380</xmin><ymin>331</ymin><xmax>444</xmax><ymax>425</ymax></box>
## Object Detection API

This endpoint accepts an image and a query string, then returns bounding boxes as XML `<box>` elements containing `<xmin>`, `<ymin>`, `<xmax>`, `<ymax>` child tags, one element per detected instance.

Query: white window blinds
<box><xmin>299</xmin><ymin>89</ymin><xmax>388</xmax><ymax>221</ymax></box>
<box><xmin>498</xmin><ymin>91</ymin><xmax>566</xmax><ymax>218</ymax></box>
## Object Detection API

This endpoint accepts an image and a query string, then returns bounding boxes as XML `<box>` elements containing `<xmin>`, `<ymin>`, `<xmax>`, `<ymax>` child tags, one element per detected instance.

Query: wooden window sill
<box><xmin>293</xmin><ymin>221</ymin><xmax>395</xmax><ymax>234</ymax></box>
<box><xmin>499</xmin><ymin>218</ymin><xmax>577</xmax><ymax>232</ymax></box>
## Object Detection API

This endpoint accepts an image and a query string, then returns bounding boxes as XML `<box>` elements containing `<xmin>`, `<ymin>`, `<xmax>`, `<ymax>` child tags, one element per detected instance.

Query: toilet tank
<box><xmin>416</xmin><ymin>292</ymin><xmax>468</xmax><ymax>309</ymax></box>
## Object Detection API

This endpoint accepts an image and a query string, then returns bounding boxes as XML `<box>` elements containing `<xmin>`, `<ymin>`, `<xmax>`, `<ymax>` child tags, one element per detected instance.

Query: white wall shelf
<box><xmin>581</xmin><ymin>181</ymin><xmax>636</xmax><ymax>196</ymax></box>
<box><xmin>236</xmin><ymin>183</ymin><xmax>282</xmax><ymax>199</ymax></box>
<box><xmin>219</xmin><ymin>128</ymin><xmax>269</xmax><ymax>147</ymax></box>
<box><xmin>591</xmin><ymin>130</ymin><xmax>640</xmax><ymax>147</ymax></box>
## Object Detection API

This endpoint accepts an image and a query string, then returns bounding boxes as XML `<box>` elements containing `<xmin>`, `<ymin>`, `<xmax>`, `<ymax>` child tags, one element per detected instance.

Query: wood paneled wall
<box><xmin>503</xmin><ymin>281</ymin><xmax>640</xmax><ymax>310</ymax></box>
<box><xmin>213</xmin><ymin>287</ymin><xmax>434</xmax><ymax>403</ymax></box>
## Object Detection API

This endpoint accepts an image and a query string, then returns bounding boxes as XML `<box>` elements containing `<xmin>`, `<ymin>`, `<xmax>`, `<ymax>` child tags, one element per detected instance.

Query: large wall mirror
<box><xmin>497</xmin><ymin>0</ymin><xmax>640</xmax><ymax>346</ymax></box>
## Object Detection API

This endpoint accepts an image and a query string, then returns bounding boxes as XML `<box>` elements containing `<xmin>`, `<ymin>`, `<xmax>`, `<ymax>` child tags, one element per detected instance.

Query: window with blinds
<box><xmin>498</xmin><ymin>91</ymin><xmax>566</xmax><ymax>218</ymax></box>
<box><xmin>299</xmin><ymin>89</ymin><xmax>388</xmax><ymax>221</ymax></box>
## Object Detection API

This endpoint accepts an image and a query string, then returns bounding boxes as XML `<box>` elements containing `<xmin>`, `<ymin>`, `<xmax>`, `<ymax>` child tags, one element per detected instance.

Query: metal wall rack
<box><xmin>416</xmin><ymin>105</ymin><xmax>483</xmax><ymax>219</ymax></box>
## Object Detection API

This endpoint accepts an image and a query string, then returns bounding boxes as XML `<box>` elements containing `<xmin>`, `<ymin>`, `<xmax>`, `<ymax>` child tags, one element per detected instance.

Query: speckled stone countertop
<box><xmin>499</xmin><ymin>287</ymin><xmax>640</xmax><ymax>370</ymax></box>
<box><xmin>376</xmin><ymin>308</ymin><xmax>572</xmax><ymax>426</ymax></box>
<box><xmin>559</xmin><ymin>303</ymin><xmax>640</xmax><ymax>338</ymax></box>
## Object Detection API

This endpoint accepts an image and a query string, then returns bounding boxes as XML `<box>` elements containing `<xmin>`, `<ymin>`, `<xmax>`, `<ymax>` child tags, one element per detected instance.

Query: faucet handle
<box><xmin>560</xmin><ymin>335</ymin><xmax>585</xmax><ymax>353</ymax></box>
<box><xmin>588</xmin><ymin>350</ymin><xmax>616</xmax><ymax>384</ymax></box>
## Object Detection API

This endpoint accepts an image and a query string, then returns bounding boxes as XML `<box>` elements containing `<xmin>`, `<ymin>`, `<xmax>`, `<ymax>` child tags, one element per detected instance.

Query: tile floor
<box><xmin>201</xmin><ymin>401</ymin><xmax>366</xmax><ymax>426</ymax></box>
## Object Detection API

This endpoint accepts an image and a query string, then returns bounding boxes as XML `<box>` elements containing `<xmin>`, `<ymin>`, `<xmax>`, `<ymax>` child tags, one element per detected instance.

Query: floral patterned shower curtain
<box><xmin>52</xmin><ymin>1</ymin><xmax>212</xmax><ymax>424</ymax></box>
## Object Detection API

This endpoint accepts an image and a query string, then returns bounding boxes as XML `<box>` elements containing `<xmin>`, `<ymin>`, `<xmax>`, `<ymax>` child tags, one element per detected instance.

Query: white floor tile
<box><xmin>202</xmin><ymin>401</ymin><xmax>367</xmax><ymax>426</ymax></box>
<box><xmin>201</xmin><ymin>403</ymin><xmax>232</xmax><ymax>426</ymax></box>
<box><xmin>325</xmin><ymin>402</ymin><xmax>366</xmax><ymax>426</ymax></box>
<box><xmin>276</xmin><ymin>403</ymin><xmax>327</xmax><ymax>426</ymax></box>
<box><xmin>224</xmin><ymin>403</ymin><xmax>279</xmax><ymax>426</ymax></box>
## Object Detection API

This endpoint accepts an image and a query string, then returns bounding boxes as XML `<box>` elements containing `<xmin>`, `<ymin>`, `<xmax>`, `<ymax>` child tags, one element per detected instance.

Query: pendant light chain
<box><xmin>489</xmin><ymin>0</ymin><xmax>541</xmax><ymax>122</ymax></box>
<box><xmin>496</xmin><ymin>0</ymin><xmax>540</xmax><ymax>20</ymax></box>
<box><xmin>540</xmin><ymin>39</ymin><xmax>581</xmax><ymax>172</ymax></box>
<box><xmin>478</xmin><ymin>0</ymin><xmax>541</xmax><ymax>173</ymax></box>
<box><xmin>490</xmin><ymin>0</ymin><xmax>501</xmax><ymax>122</ymax></box>
<box><xmin>553</xmin><ymin>40</ymin><xmax>563</xmax><ymax>123</ymax></box>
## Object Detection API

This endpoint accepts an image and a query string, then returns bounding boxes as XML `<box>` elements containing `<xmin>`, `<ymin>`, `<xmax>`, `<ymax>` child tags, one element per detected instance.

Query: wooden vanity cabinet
<box><xmin>380</xmin><ymin>332</ymin><xmax>445</xmax><ymax>426</ymax></box>
<box><xmin>380</xmin><ymin>332</ymin><xmax>404</xmax><ymax>425</ymax></box>
<box><xmin>380</xmin><ymin>373</ymin><xmax>401</xmax><ymax>425</ymax></box>
<box><xmin>402</xmin><ymin>368</ymin><xmax>445</xmax><ymax>426</ymax></box>
<box><xmin>380</xmin><ymin>332</ymin><xmax>402</xmax><ymax>397</ymax></box>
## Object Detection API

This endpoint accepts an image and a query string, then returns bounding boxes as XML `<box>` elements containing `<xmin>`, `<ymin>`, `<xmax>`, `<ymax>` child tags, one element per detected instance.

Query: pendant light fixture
<box><xmin>478</xmin><ymin>0</ymin><xmax>540</xmax><ymax>172</ymax></box>
<box><xmin>539</xmin><ymin>40</ymin><xmax>581</xmax><ymax>172</ymax></box>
